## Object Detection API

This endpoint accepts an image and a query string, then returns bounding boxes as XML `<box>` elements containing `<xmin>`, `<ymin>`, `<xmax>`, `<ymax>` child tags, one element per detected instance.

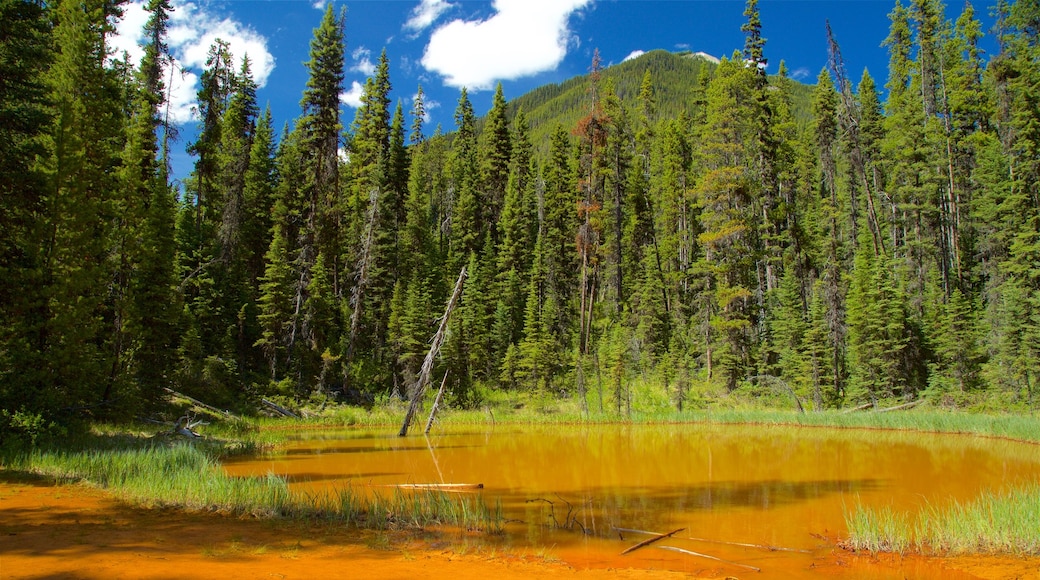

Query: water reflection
<box><xmin>223</xmin><ymin>423</ymin><xmax>1040</xmax><ymax>558</ymax></box>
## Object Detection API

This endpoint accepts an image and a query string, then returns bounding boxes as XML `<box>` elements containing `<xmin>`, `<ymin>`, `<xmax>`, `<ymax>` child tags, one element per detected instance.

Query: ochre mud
<box><xmin>2</xmin><ymin>474</ymin><xmax>1037</xmax><ymax>580</ymax></box>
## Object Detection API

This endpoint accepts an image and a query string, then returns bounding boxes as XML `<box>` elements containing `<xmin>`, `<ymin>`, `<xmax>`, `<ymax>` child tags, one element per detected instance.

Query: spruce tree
<box><xmin>479</xmin><ymin>83</ymin><xmax>512</xmax><ymax>243</ymax></box>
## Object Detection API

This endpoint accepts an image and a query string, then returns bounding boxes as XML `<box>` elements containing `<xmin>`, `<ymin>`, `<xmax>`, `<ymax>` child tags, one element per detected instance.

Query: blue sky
<box><xmin>108</xmin><ymin>0</ymin><xmax>996</xmax><ymax>182</ymax></box>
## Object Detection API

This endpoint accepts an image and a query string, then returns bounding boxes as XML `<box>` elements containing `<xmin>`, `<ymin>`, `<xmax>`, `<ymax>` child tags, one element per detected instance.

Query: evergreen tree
<box><xmin>480</xmin><ymin>83</ymin><xmax>512</xmax><ymax>243</ymax></box>
<box><xmin>0</xmin><ymin>0</ymin><xmax>53</xmax><ymax>415</ymax></box>
<box><xmin>448</xmin><ymin>88</ymin><xmax>480</xmax><ymax>270</ymax></box>
<box><xmin>121</xmin><ymin>0</ymin><xmax>180</xmax><ymax>409</ymax></box>
<box><xmin>695</xmin><ymin>55</ymin><xmax>761</xmax><ymax>390</ymax></box>
<box><xmin>493</xmin><ymin>107</ymin><xmax>538</xmax><ymax>369</ymax></box>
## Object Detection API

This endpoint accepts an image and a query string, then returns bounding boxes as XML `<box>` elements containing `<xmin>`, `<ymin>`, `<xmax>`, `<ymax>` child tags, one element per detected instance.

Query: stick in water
<box><xmin>656</xmin><ymin>545</ymin><xmax>762</xmax><ymax>572</ymax></box>
<box><xmin>620</xmin><ymin>528</ymin><xmax>685</xmax><ymax>555</ymax></box>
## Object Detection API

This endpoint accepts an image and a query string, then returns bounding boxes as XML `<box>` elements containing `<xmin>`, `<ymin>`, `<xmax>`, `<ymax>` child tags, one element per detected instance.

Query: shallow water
<box><xmin>223</xmin><ymin>423</ymin><xmax>1040</xmax><ymax>578</ymax></box>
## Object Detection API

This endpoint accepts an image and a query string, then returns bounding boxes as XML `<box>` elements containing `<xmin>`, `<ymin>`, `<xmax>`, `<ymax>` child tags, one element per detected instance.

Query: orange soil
<box><xmin>1</xmin><ymin>474</ymin><xmax>1037</xmax><ymax>580</ymax></box>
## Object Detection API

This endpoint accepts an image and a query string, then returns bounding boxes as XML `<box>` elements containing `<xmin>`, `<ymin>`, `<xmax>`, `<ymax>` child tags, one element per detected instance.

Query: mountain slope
<box><xmin>502</xmin><ymin>49</ymin><xmax>814</xmax><ymax>147</ymax></box>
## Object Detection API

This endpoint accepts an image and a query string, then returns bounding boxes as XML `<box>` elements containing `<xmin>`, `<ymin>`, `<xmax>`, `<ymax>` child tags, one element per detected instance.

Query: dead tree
<box><xmin>398</xmin><ymin>267</ymin><xmax>467</xmax><ymax>437</ymax></box>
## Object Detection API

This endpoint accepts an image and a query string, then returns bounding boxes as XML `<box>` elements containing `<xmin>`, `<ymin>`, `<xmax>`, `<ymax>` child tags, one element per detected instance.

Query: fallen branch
<box><xmin>170</xmin><ymin>414</ymin><xmax>204</xmax><ymax>438</ymax></box>
<box><xmin>878</xmin><ymin>400</ymin><xmax>922</xmax><ymax>413</ymax></box>
<box><xmin>842</xmin><ymin>402</ymin><xmax>874</xmax><ymax>413</ymax></box>
<box><xmin>261</xmin><ymin>398</ymin><xmax>298</xmax><ymax>418</ymax></box>
<box><xmin>612</xmin><ymin>527</ymin><xmax>807</xmax><ymax>553</ymax></box>
<box><xmin>684</xmin><ymin>536</ymin><xmax>808</xmax><ymax>553</ymax></box>
<box><xmin>620</xmin><ymin>527</ymin><xmax>685</xmax><ymax>556</ymax></box>
<box><xmin>375</xmin><ymin>483</ymin><xmax>484</xmax><ymax>490</ymax></box>
<box><xmin>611</xmin><ymin>525</ymin><xmax>807</xmax><ymax>557</ymax></box>
<box><xmin>162</xmin><ymin>387</ymin><xmax>234</xmax><ymax>419</ymax></box>
<box><xmin>656</xmin><ymin>545</ymin><xmax>762</xmax><ymax>572</ymax></box>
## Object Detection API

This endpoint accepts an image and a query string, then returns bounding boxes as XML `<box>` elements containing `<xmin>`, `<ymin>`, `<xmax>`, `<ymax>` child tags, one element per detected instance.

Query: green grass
<box><xmin>843</xmin><ymin>503</ymin><xmax>913</xmax><ymax>554</ymax></box>
<box><xmin>3</xmin><ymin>438</ymin><xmax>502</xmax><ymax>533</ymax></box>
<box><xmin>233</xmin><ymin>389</ymin><xmax>1040</xmax><ymax>445</ymax></box>
<box><xmin>845</xmin><ymin>484</ymin><xmax>1040</xmax><ymax>556</ymax></box>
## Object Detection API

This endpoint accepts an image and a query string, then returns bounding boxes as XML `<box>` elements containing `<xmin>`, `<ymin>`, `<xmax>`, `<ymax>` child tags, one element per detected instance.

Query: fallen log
<box><xmin>878</xmin><ymin>399</ymin><xmax>922</xmax><ymax>413</ymax></box>
<box><xmin>656</xmin><ymin>545</ymin><xmax>762</xmax><ymax>572</ymax></box>
<box><xmin>261</xmin><ymin>398</ymin><xmax>298</xmax><ymax>418</ymax></box>
<box><xmin>372</xmin><ymin>483</ymin><xmax>484</xmax><ymax>491</ymax></box>
<box><xmin>620</xmin><ymin>527</ymin><xmax>685</xmax><ymax>556</ymax></box>
<box><xmin>170</xmin><ymin>415</ymin><xmax>204</xmax><ymax>438</ymax></box>
<box><xmin>841</xmin><ymin>402</ymin><xmax>874</xmax><ymax>413</ymax></box>
<box><xmin>162</xmin><ymin>387</ymin><xmax>234</xmax><ymax>418</ymax></box>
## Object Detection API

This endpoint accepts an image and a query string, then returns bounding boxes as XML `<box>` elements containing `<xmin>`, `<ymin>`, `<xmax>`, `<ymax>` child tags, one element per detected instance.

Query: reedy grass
<box><xmin>845</xmin><ymin>484</ymin><xmax>1040</xmax><ymax>556</ymax></box>
<box><xmin>4</xmin><ymin>439</ymin><xmax>502</xmax><ymax>533</ymax></box>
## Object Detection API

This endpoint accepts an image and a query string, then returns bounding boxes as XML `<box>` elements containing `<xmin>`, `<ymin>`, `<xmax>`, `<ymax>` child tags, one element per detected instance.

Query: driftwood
<box><xmin>620</xmin><ymin>528</ymin><xmax>685</xmax><ymax>555</ymax></box>
<box><xmin>682</xmin><ymin>536</ymin><xmax>808</xmax><ymax>553</ymax></box>
<box><xmin>424</xmin><ymin>370</ymin><xmax>450</xmax><ymax>435</ymax></box>
<box><xmin>878</xmin><ymin>399</ymin><xmax>922</xmax><ymax>413</ymax></box>
<box><xmin>399</xmin><ymin>267</ymin><xmax>467</xmax><ymax>437</ymax></box>
<box><xmin>655</xmin><ymin>546</ymin><xmax>762</xmax><ymax>572</ymax></box>
<box><xmin>612</xmin><ymin>527</ymin><xmax>807</xmax><ymax>553</ymax></box>
<box><xmin>376</xmin><ymin>483</ymin><xmax>484</xmax><ymax>490</ymax></box>
<box><xmin>162</xmin><ymin>387</ymin><xmax>234</xmax><ymax>418</ymax></box>
<box><xmin>261</xmin><ymin>398</ymin><xmax>298</xmax><ymax>418</ymax></box>
<box><xmin>170</xmin><ymin>414</ymin><xmax>206</xmax><ymax>438</ymax></box>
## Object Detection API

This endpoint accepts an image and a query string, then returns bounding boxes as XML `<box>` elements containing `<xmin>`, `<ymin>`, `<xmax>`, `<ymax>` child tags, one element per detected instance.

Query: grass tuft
<box><xmin>845</xmin><ymin>484</ymin><xmax>1040</xmax><ymax>556</ymax></box>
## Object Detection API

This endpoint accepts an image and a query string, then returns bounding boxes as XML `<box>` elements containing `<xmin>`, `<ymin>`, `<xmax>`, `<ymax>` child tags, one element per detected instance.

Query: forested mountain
<box><xmin>2</xmin><ymin>0</ymin><xmax>1038</xmax><ymax>434</ymax></box>
<box><xmin>506</xmin><ymin>49</ymin><xmax>815</xmax><ymax>150</ymax></box>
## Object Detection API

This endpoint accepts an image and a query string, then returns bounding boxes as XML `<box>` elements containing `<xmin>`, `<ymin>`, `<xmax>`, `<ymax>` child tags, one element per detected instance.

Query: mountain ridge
<box><xmin>497</xmin><ymin>49</ymin><xmax>814</xmax><ymax>147</ymax></box>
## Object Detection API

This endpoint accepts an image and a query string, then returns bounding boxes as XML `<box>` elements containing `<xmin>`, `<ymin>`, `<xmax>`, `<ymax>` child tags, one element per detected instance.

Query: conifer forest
<box><xmin>2</xmin><ymin>0</ymin><xmax>1039</xmax><ymax>430</ymax></box>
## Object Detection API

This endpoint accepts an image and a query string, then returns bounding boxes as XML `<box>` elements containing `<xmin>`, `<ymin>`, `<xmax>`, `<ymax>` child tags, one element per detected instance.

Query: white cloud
<box><xmin>790</xmin><ymin>67</ymin><xmax>811</xmax><ymax>81</ymax></box>
<box><xmin>311</xmin><ymin>0</ymin><xmax>327</xmax><ymax>10</ymax></box>
<box><xmin>405</xmin><ymin>0</ymin><xmax>455</xmax><ymax>33</ymax></box>
<box><xmin>421</xmin><ymin>0</ymin><xmax>591</xmax><ymax>90</ymax></box>
<box><xmin>351</xmin><ymin>47</ymin><xmax>375</xmax><ymax>76</ymax></box>
<box><xmin>623</xmin><ymin>50</ymin><xmax>645</xmax><ymax>62</ymax></box>
<box><xmin>110</xmin><ymin>0</ymin><xmax>275</xmax><ymax>124</ymax></box>
<box><xmin>110</xmin><ymin>1</ymin><xmax>150</xmax><ymax>64</ymax></box>
<box><xmin>340</xmin><ymin>81</ymin><xmax>365</xmax><ymax>108</ymax></box>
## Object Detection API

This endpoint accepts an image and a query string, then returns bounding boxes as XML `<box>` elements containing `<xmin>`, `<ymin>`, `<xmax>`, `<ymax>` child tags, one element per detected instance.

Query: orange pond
<box><xmin>221</xmin><ymin>423</ymin><xmax>1040</xmax><ymax>579</ymax></box>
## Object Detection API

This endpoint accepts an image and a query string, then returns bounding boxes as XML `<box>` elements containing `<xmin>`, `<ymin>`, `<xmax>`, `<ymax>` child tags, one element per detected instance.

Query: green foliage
<box><xmin>846</xmin><ymin>484</ymin><xmax>1040</xmax><ymax>555</ymax></box>
<box><xmin>4</xmin><ymin>0</ymin><xmax>1040</xmax><ymax>423</ymax></box>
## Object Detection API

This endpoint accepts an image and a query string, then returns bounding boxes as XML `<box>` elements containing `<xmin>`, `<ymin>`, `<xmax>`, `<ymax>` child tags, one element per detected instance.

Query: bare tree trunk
<box><xmin>424</xmin><ymin>370</ymin><xmax>450</xmax><ymax>435</ymax></box>
<box><xmin>399</xmin><ymin>267</ymin><xmax>467</xmax><ymax>437</ymax></box>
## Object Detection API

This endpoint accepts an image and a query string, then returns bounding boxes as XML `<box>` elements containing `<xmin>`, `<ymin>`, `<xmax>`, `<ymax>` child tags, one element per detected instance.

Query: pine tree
<box><xmin>493</xmin><ymin>107</ymin><xmax>537</xmax><ymax>368</ymax></box>
<box><xmin>695</xmin><ymin>55</ymin><xmax>761</xmax><ymax>390</ymax></box>
<box><xmin>480</xmin><ymin>83</ymin><xmax>512</xmax><ymax>243</ymax></box>
<box><xmin>121</xmin><ymin>0</ymin><xmax>180</xmax><ymax>409</ymax></box>
<box><xmin>846</xmin><ymin>228</ymin><xmax>911</xmax><ymax>404</ymax></box>
<box><xmin>541</xmin><ymin>125</ymin><xmax>578</xmax><ymax>353</ymax></box>
<box><xmin>448</xmin><ymin>88</ymin><xmax>480</xmax><ymax>270</ymax></box>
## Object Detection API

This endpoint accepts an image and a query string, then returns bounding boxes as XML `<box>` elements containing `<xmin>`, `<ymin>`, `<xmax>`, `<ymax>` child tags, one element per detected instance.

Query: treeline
<box><xmin>2</xmin><ymin>0</ymin><xmax>1038</xmax><ymax>432</ymax></box>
